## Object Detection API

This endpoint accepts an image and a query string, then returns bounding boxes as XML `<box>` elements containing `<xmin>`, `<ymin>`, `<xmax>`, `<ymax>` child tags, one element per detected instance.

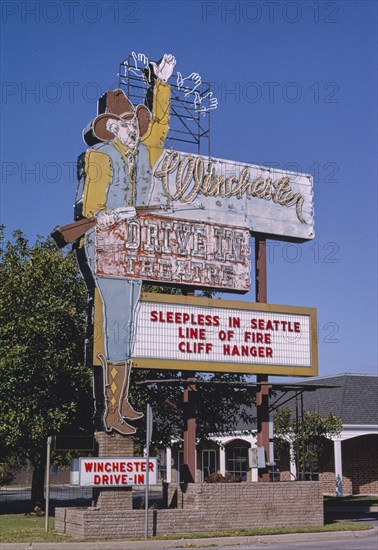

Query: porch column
<box><xmin>289</xmin><ymin>442</ymin><xmax>297</xmax><ymax>480</ymax></box>
<box><xmin>333</xmin><ymin>438</ymin><xmax>343</xmax><ymax>496</ymax></box>
<box><xmin>166</xmin><ymin>447</ymin><xmax>172</xmax><ymax>483</ymax></box>
<box><xmin>219</xmin><ymin>445</ymin><xmax>226</xmax><ymax>476</ymax></box>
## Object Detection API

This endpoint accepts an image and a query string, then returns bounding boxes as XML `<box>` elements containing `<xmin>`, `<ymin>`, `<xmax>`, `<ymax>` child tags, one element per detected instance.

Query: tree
<box><xmin>0</xmin><ymin>228</ymin><xmax>92</xmax><ymax>508</ymax></box>
<box><xmin>274</xmin><ymin>407</ymin><xmax>342</xmax><ymax>479</ymax></box>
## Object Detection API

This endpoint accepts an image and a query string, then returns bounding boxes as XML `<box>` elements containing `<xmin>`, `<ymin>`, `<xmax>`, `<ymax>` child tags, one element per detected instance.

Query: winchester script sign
<box><xmin>144</xmin><ymin>150</ymin><xmax>314</xmax><ymax>242</ymax></box>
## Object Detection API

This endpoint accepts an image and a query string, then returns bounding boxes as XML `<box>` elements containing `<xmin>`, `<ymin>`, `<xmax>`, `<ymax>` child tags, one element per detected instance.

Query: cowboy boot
<box><xmin>119</xmin><ymin>360</ymin><xmax>144</xmax><ymax>421</ymax></box>
<box><xmin>98</xmin><ymin>354</ymin><xmax>136</xmax><ymax>435</ymax></box>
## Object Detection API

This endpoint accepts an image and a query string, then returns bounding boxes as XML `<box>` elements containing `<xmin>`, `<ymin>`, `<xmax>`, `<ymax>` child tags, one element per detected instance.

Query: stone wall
<box><xmin>55</xmin><ymin>481</ymin><xmax>323</xmax><ymax>538</ymax></box>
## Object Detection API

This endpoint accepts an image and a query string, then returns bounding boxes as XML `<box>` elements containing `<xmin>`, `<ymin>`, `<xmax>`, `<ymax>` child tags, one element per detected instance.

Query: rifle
<box><xmin>51</xmin><ymin>218</ymin><xmax>96</xmax><ymax>248</ymax></box>
<box><xmin>51</xmin><ymin>203</ymin><xmax>205</xmax><ymax>249</ymax></box>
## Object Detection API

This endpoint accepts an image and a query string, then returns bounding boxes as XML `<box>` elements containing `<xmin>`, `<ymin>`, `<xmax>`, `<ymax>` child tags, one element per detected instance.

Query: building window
<box><xmin>226</xmin><ymin>446</ymin><xmax>248</xmax><ymax>481</ymax></box>
<box><xmin>202</xmin><ymin>449</ymin><xmax>217</xmax><ymax>481</ymax></box>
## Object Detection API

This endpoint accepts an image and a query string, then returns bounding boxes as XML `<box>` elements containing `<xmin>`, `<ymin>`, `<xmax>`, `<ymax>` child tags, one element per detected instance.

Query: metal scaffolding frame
<box><xmin>118</xmin><ymin>54</ymin><xmax>212</xmax><ymax>156</ymax></box>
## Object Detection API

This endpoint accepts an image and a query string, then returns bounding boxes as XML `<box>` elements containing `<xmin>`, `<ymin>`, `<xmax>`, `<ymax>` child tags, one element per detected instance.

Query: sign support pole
<box><xmin>44</xmin><ymin>436</ymin><xmax>52</xmax><ymax>532</ymax></box>
<box><xmin>145</xmin><ymin>404</ymin><xmax>153</xmax><ymax>539</ymax></box>
<box><xmin>255</xmin><ymin>236</ymin><xmax>270</xmax><ymax>482</ymax></box>
<box><xmin>183</xmin><ymin>371</ymin><xmax>196</xmax><ymax>482</ymax></box>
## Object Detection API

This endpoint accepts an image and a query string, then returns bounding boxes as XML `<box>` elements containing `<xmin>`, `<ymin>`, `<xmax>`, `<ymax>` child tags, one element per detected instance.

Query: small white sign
<box><xmin>79</xmin><ymin>457</ymin><xmax>157</xmax><ymax>487</ymax></box>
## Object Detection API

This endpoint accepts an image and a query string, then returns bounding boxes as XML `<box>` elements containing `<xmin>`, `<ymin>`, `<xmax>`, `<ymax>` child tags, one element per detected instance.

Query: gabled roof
<box><xmin>296</xmin><ymin>374</ymin><xmax>378</xmax><ymax>425</ymax></box>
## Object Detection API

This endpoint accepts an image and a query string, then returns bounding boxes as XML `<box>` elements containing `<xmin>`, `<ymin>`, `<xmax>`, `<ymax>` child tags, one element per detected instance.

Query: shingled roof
<box><xmin>232</xmin><ymin>374</ymin><xmax>378</xmax><ymax>432</ymax></box>
<box><xmin>296</xmin><ymin>374</ymin><xmax>378</xmax><ymax>425</ymax></box>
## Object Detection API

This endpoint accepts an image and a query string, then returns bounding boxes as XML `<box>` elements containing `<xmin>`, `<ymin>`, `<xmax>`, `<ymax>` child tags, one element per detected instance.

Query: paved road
<box><xmin>0</xmin><ymin>487</ymin><xmax>162</xmax><ymax>514</ymax></box>
<box><xmin>192</xmin><ymin>533</ymin><xmax>378</xmax><ymax>550</ymax></box>
<box><xmin>1</xmin><ymin>530</ymin><xmax>377</xmax><ymax>550</ymax></box>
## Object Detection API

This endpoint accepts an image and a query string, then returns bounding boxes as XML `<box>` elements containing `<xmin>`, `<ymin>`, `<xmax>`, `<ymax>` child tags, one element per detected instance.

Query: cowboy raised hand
<box><xmin>150</xmin><ymin>54</ymin><xmax>176</xmax><ymax>83</ymax></box>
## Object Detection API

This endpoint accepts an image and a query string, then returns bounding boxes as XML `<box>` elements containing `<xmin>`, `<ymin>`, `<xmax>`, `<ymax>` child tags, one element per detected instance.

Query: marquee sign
<box><xmin>95</xmin><ymin>213</ymin><xmax>250</xmax><ymax>292</ymax></box>
<box><xmin>143</xmin><ymin>150</ymin><xmax>314</xmax><ymax>242</ymax></box>
<box><xmin>132</xmin><ymin>293</ymin><xmax>318</xmax><ymax>377</ymax></box>
<box><xmin>79</xmin><ymin>457</ymin><xmax>157</xmax><ymax>487</ymax></box>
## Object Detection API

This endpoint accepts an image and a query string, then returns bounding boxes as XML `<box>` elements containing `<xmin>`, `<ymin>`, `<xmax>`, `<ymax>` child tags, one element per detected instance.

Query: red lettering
<box><xmin>294</xmin><ymin>322</ymin><xmax>300</xmax><ymax>332</ymax></box>
<box><xmin>94</xmin><ymin>475</ymin><xmax>100</xmax><ymax>485</ymax></box>
<box><xmin>241</xmin><ymin>345</ymin><xmax>249</xmax><ymax>356</ymax></box>
<box><xmin>84</xmin><ymin>463</ymin><xmax>93</xmax><ymax>472</ymax></box>
<box><xmin>231</xmin><ymin>345</ymin><xmax>240</xmax><ymax>356</ymax></box>
<box><xmin>266</xmin><ymin>347</ymin><xmax>273</xmax><ymax>357</ymax></box>
<box><xmin>150</xmin><ymin>310</ymin><xmax>158</xmax><ymax>322</ymax></box>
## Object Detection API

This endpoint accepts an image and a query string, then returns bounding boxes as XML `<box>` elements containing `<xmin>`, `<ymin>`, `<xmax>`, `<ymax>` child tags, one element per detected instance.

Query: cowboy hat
<box><xmin>83</xmin><ymin>89</ymin><xmax>151</xmax><ymax>146</ymax></box>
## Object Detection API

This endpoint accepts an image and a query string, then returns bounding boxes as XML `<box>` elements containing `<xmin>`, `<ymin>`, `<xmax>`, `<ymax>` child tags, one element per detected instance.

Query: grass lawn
<box><xmin>0</xmin><ymin>515</ymin><xmax>372</xmax><ymax>543</ymax></box>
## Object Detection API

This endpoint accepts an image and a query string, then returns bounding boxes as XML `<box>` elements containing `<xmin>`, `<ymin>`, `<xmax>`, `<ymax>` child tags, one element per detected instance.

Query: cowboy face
<box><xmin>106</xmin><ymin>115</ymin><xmax>140</xmax><ymax>149</ymax></box>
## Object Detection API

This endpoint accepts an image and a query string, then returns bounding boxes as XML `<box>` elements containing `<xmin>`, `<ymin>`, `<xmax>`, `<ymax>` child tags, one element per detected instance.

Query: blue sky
<box><xmin>1</xmin><ymin>0</ymin><xmax>377</xmax><ymax>378</ymax></box>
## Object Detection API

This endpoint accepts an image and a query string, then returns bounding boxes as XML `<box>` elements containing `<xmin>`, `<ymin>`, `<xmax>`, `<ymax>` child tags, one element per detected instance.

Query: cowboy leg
<box><xmin>98</xmin><ymin>353</ymin><xmax>136</xmax><ymax>435</ymax></box>
<box><xmin>120</xmin><ymin>360</ymin><xmax>143</xmax><ymax>421</ymax></box>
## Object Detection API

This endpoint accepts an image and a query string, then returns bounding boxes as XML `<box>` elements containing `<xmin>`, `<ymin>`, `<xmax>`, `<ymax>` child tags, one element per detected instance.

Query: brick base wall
<box><xmin>93</xmin><ymin>431</ymin><xmax>134</xmax><ymax>510</ymax></box>
<box><xmin>55</xmin><ymin>481</ymin><xmax>323</xmax><ymax>538</ymax></box>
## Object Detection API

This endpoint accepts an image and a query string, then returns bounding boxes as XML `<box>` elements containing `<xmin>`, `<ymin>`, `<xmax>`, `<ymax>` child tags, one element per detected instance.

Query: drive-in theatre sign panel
<box><xmin>132</xmin><ymin>293</ymin><xmax>318</xmax><ymax>377</ymax></box>
<box><xmin>95</xmin><ymin>213</ymin><xmax>250</xmax><ymax>292</ymax></box>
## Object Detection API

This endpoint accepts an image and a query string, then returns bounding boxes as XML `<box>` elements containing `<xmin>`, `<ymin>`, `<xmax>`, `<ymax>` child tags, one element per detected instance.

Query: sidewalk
<box><xmin>1</xmin><ymin>526</ymin><xmax>377</xmax><ymax>550</ymax></box>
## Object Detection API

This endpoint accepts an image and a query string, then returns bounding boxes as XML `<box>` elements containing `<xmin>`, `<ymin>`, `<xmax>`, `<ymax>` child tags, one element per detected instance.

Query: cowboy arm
<box><xmin>142</xmin><ymin>81</ymin><xmax>171</xmax><ymax>167</ymax></box>
<box><xmin>77</xmin><ymin>150</ymin><xmax>111</xmax><ymax>219</ymax></box>
<box><xmin>142</xmin><ymin>54</ymin><xmax>176</xmax><ymax>167</ymax></box>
